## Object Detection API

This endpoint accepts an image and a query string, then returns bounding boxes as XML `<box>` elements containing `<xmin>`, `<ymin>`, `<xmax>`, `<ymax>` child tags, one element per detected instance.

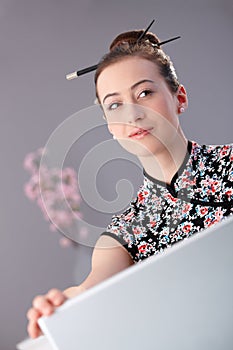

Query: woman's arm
<box><xmin>27</xmin><ymin>235</ymin><xmax>133</xmax><ymax>338</ymax></box>
<box><xmin>65</xmin><ymin>235</ymin><xmax>134</xmax><ymax>294</ymax></box>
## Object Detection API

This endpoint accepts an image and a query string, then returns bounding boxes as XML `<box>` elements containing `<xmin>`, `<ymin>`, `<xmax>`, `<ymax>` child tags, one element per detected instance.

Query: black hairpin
<box><xmin>66</xmin><ymin>64</ymin><xmax>98</xmax><ymax>80</ymax></box>
<box><xmin>156</xmin><ymin>36</ymin><xmax>181</xmax><ymax>47</ymax></box>
<box><xmin>66</xmin><ymin>20</ymin><xmax>180</xmax><ymax>81</ymax></box>
<box><xmin>136</xmin><ymin>19</ymin><xmax>155</xmax><ymax>42</ymax></box>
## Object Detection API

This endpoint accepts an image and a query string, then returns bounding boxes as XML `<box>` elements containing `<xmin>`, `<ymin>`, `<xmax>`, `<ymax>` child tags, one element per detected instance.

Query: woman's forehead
<box><xmin>97</xmin><ymin>57</ymin><xmax>160</xmax><ymax>99</ymax></box>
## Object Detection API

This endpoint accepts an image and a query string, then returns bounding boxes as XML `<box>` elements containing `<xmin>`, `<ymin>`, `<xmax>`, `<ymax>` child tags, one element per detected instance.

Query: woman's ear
<box><xmin>176</xmin><ymin>85</ymin><xmax>188</xmax><ymax>114</ymax></box>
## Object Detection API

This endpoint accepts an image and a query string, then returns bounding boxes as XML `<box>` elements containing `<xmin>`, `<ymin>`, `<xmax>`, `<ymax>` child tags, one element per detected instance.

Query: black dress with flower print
<box><xmin>101</xmin><ymin>141</ymin><xmax>233</xmax><ymax>262</ymax></box>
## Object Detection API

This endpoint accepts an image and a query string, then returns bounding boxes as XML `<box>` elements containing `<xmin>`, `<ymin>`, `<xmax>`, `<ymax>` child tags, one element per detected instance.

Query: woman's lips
<box><xmin>129</xmin><ymin>127</ymin><xmax>153</xmax><ymax>139</ymax></box>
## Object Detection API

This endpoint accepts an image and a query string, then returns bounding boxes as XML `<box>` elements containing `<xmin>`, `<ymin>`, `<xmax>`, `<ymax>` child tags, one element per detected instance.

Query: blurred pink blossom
<box><xmin>59</xmin><ymin>236</ymin><xmax>73</xmax><ymax>248</ymax></box>
<box><xmin>79</xmin><ymin>226</ymin><xmax>89</xmax><ymax>238</ymax></box>
<box><xmin>23</xmin><ymin>148</ymin><xmax>45</xmax><ymax>174</ymax></box>
<box><xmin>23</xmin><ymin>147</ymin><xmax>88</xmax><ymax>247</ymax></box>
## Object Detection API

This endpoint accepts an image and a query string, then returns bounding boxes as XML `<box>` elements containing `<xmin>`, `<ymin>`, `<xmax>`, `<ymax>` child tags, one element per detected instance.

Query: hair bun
<box><xmin>109</xmin><ymin>30</ymin><xmax>160</xmax><ymax>51</ymax></box>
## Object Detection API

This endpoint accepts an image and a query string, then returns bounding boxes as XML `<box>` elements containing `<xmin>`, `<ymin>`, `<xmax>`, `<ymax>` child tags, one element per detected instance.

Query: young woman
<box><xmin>27</xmin><ymin>29</ymin><xmax>233</xmax><ymax>338</ymax></box>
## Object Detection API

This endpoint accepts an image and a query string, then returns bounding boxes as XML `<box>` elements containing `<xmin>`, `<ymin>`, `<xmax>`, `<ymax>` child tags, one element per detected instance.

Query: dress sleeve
<box><xmin>100</xmin><ymin>205</ymin><xmax>139</xmax><ymax>262</ymax></box>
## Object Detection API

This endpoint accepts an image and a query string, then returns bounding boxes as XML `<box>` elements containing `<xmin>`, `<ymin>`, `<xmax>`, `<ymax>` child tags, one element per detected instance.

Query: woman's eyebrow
<box><xmin>102</xmin><ymin>79</ymin><xmax>155</xmax><ymax>104</ymax></box>
<box><xmin>103</xmin><ymin>92</ymin><xmax>120</xmax><ymax>104</ymax></box>
<box><xmin>131</xmin><ymin>79</ymin><xmax>155</xmax><ymax>90</ymax></box>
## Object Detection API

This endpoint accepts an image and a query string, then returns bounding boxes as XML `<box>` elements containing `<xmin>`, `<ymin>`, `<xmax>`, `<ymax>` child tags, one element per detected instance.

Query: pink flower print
<box><xmin>215</xmin><ymin>207</ymin><xmax>224</xmax><ymax>221</ymax></box>
<box><xmin>200</xmin><ymin>178</ymin><xmax>210</xmax><ymax>188</ymax></box>
<box><xmin>138</xmin><ymin>190</ymin><xmax>149</xmax><ymax>204</ymax></box>
<box><xmin>165</xmin><ymin>193</ymin><xmax>178</xmax><ymax>202</ymax></box>
<box><xmin>199</xmin><ymin>207</ymin><xmax>208</xmax><ymax>217</ymax></box>
<box><xmin>183</xmin><ymin>225</ymin><xmax>191</xmax><ymax>233</ymax></box>
<box><xmin>219</xmin><ymin>146</ymin><xmax>230</xmax><ymax>158</ymax></box>
<box><xmin>138</xmin><ymin>192</ymin><xmax>144</xmax><ymax>204</ymax></box>
<box><xmin>125</xmin><ymin>210</ymin><xmax>134</xmax><ymax>222</ymax></box>
<box><xmin>150</xmin><ymin>220</ymin><xmax>157</xmax><ymax>228</ymax></box>
<box><xmin>133</xmin><ymin>226</ymin><xmax>142</xmax><ymax>236</ymax></box>
<box><xmin>183</xmin><ymin>203</ymin><xmax>192</xmax><ymax>214</ymax></box>
<box><xmin>225</xmin><ymin>188</ymin><xmax>233</xmax><ymax>199</ymax></box>
<box><xmin>196</xmin><ymin>206</ymin><xmax>209</xmax><ymax>218</ymax></box>
<box><xmin>204</xmin><ymin>208</ymin><xmax>224</xmax><ymax>228</ymax></box>
<box><xmin>181</xmin><ymin>222</ymin><xmax>193</xmax><ymax>234</ymax></box>
<box><xmin>138</xmin><ymin>242</ymin><xmax>148</xmax><ymax>254</ymax></box>
<box><xmin>210</xmin><ymin>180</ymin><xmax>221</xmax><ymax>193</ymax></box>
<box><xmin>199</xmin><ymin>160</ymin><xmax>205</xmax><ymax>171</ymax></box>
<box><xmin>201</xmin><ymin>177</ymin><xmax>221</xmax><ymax>195</ymax></box>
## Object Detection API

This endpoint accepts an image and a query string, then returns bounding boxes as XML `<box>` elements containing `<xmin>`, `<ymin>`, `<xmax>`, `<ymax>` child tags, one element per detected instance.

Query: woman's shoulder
<box><xmin>105</xmin><ymin>181</ymin><xmax>149</xmax><ymax>232</ymax></box>
<box><xmin>191</xmin><ymin>141</ymin><xmax>233</xmax><ymax>162</ymax></box>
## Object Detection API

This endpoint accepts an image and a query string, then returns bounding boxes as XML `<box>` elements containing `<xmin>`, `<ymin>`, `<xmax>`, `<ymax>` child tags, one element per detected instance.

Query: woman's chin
<box><xmin>117</xmin><ymin>138</ymin><xmax>161</xmax><ymax>157</ymax></box>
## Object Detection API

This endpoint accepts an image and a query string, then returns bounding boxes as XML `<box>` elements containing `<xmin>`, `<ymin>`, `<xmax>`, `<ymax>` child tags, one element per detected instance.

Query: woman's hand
<box><xmin>26</xmin><ymin>288</ymin><xmax>67</xmax><ymax>338</ymax></box>
<box><xmin>26</xmin><ymin>235</ymin><xmax>133</xmax><ymax>339</ymax></box>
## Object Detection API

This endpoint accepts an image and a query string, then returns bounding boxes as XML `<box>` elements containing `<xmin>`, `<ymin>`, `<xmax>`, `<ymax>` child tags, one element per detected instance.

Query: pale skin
<box><xmin>27</xmin><ymin>56</ymin><xmax>188</xmax><ymax>338</ymax></box>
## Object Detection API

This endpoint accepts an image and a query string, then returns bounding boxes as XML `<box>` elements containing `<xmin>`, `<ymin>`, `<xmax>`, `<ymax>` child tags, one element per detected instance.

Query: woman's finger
<box><xmin>26</xmin><ymin>307</ymin><xmax>41</xmax><ymax>321</ymax></box>
<box><xmin>27</xmin><ymin>319</ymin><xmax>43</xmax><ymax>339</ymax></box>
<box><xmin>32</xmin><ymin>295</ymin><xmax>53</xmax><ymax>315</ymax></box>
<box><xmin>46</xmin><ymin>288</ymin><xmax>67</xmax><ymax>306</ymax></box>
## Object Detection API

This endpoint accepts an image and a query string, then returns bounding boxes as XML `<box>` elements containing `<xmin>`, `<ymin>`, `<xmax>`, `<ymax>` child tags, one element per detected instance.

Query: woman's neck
<box><xmin>138</xmin><ymin>132</ymin><xmax>188</xmax><ymax>185</ymax></box>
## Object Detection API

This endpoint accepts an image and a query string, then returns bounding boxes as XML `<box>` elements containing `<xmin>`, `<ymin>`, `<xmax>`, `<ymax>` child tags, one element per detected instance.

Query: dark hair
<box><xmin>95</xmin><ymin>30</ymin><xmax>180</xmax><ymax>103</ymax></box>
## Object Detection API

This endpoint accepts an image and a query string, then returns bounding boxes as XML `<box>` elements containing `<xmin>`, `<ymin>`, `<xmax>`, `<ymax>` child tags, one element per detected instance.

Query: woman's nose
<box><xmin>127</xmin><ymin>103</ymin><xmax>145</xmax><ymax>124</ymax></box>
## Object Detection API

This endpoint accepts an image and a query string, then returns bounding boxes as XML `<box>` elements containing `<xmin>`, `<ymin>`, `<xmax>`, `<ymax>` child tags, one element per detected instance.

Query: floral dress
<box><xmin>101</xmin><ymin>141</ymin><xmax>233</xmax><ymax>262</ymax></box>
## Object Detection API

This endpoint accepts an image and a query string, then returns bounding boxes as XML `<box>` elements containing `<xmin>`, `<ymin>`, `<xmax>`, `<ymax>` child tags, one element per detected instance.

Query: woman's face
<box><xmin>96</xmin><ymin>56</ymin><xmax>187</xmax><ymax>157</ymax></box>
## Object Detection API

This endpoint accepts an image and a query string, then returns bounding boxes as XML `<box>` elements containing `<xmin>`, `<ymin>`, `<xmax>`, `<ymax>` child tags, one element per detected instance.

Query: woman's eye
<box><xmin>108</xmin><ymin>102</ymin><xmax>121</xmax><ymax>111</ymax></box>
<box><xmin>139</xmin><ymin>89</ymin><xmax>153</xmax><ymax>98</ymax></box>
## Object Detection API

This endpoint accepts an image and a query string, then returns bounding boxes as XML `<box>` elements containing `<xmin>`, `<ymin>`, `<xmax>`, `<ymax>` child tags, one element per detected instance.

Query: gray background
<box><xmin>0</xmin><ymin>0</ymin><xmax>232</xmax><ymax>349</ymax></box>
